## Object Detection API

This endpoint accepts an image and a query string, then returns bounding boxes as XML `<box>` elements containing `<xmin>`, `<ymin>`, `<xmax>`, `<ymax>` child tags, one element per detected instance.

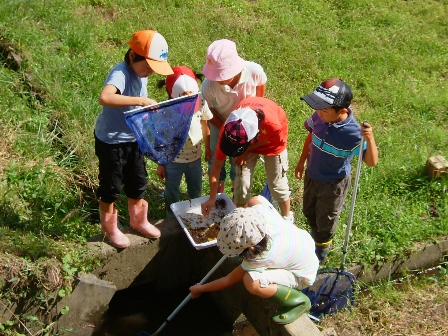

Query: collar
<box><xmin>328</xmin><ymin>108</ymin><xmax>354</xmax><ymax>129</ymax></box>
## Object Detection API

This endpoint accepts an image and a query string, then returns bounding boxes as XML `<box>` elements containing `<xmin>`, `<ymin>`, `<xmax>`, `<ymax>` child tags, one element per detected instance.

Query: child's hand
<box><xmin>157</xmin><ymin>165</ymin><xmax>166</xmax><ymax>180</ymax></box>
<box><xmin>189</xmin><ymin>284</ymin><xmax>203</xmax><ymax>299</ymax></box>
<box><xmin>360</xmin><ymin>122</ymin><xmax>374</xmax><ymax>140</ymax></box>
<box><xmin>204</xmin><ymin>147</ymin><xmax>213</xmax><ymax>162</ymax></box>
<box><xmin>295</xmin><ymin>162</ymin><xmax>305</xmax><ymax>180</ymax></box>
<box><xmin>139</xmin><ymin>97</ymin><xmax>158</xmax><ymax>107</ymax></box>
<box><xmin>232</xmin><ymin>152</ymin><xmax>249</xmax><ymax>166</ymax></box>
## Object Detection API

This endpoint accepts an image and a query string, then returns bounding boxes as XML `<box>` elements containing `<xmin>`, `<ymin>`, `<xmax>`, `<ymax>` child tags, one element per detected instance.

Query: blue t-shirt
<box><xmin>94</xmin><ymin>62</ymin><xmax>148</xmax><ymax>144</ymax></box>
<box><xmin>305</xmin><ymin>109</ymin><xmax>365</xmax><ymax>182</ymax></box>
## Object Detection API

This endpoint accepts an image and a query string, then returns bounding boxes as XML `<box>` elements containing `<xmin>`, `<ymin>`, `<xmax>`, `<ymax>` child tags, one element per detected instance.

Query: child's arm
<box><xmin>201</xmin><ymin>120</ymin><xmax>212</xmax><ymax>162</ymax></box>
<box><xmin>98</xmin><ymin>84</ymin><xmax>157</xmax><ymax>108</ymax></box>
<box><xmin>360</xmin><ymin>122</ymin><xmax>378</xmax><ymax>167</ymax></box>
<box><xmin>208</xmin><ymin>107</ymin><xmax>225</xmax><ymax>129</ymax></box>
<box><xmin>256</xmin><ymin>84</ymin><xmax>266</xmax><ymax>97</ymax></box>
<box><xmin>189</xmin><ymin>265</ymin><xmax>246</xmax><ymax>299</ymax></box>
<box><xmin>295</xmin><ymin>132</ymin><xmax>312</xmax><ymax>180</ymax></box>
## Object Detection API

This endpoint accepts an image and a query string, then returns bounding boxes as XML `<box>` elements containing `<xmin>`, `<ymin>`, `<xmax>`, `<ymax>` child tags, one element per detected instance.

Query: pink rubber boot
<box><xmin>129</xmin><ymin>199</ymin><xmax>161</xmax><ymax>238</ymax></box>
<box><xmin>100</xmin><ymin>209</ymin><xmax>130</xmax><ymax>248</ymax></box>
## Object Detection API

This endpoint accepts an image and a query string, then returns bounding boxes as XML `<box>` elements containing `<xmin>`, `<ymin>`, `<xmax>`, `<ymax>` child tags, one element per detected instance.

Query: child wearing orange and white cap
<box><xmin>156</xmin><ymin>66</ymin><xmax>213</xmax><ymax>217</ymax></box>
<box><xmin>94</xmin><ymin>30</ymin><xmax>173</xmax><ymax>248</ymax></box>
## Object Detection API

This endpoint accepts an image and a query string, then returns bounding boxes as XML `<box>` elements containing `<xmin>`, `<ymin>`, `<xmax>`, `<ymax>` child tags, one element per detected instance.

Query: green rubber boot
<box><xmin>269</xmin><ymin>285</ymin><xmax>311</xmax><ymax>324</ymax></box>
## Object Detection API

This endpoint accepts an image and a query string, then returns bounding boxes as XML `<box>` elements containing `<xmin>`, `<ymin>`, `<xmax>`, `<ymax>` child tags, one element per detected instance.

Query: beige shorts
<box><xmin>248</xmin><ymin>269</ymin><xmax>309</xmax><ymax>290</ymax></box>
<box><xmin>234</xmin><ymin>149</ymin><xmax>290</xmax><ymax>205</ymax></box>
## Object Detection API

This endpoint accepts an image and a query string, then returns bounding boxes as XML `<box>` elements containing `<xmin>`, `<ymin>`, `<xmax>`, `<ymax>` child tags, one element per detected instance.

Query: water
<box><xmin>91</xmin><ymin>282</ymin><xmax>235</xmax><ymax>336</ymax></box>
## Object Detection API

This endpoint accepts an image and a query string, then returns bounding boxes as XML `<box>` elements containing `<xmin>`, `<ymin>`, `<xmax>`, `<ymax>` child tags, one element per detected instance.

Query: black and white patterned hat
<box><xmin>217</xmin><ymin>207</ymin><xmax>267</xmax><ymax>257</ymax></box>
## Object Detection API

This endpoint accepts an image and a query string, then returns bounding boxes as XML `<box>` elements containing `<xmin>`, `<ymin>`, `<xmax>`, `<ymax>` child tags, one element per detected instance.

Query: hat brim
<box><xmin>147</xmin><ymin>59</ymin><xmax>174</xmax><ymax>76</ymax></box>
<box><xmin>220</xmin><ymin>135</ymin><xmax>250</xmax><ymax>157</ymax></box>
<box><xmin>300</xmin><ymin>94</ymin><xmax>332</xmax><ymax>110</ymax></box>
<box><xmin>202</xmin><ymin>57</ymin><xmax>245</xmax><ymax>81</ymax></box>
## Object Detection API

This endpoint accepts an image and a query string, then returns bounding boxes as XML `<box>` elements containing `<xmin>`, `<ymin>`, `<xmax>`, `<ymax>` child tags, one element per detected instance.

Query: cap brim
<box><xmin>220</xmin><ymin>136</ymin><xmax>250</xmax><ymax>157</ymax></box>
<box><xmin>147</xmin><ymin>59</ymin><xmax>174</xmax><ymax>76</ymax></box>
<box><xmin>300</xmin><ymin>94</ymin><xmax>332</xmax><ymax>110</ymax></box>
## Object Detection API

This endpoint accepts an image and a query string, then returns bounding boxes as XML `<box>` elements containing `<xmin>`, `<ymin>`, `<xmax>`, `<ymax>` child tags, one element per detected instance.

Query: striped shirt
<box><xmin>241</xmin><ymin>204</ymin><xmax>319</xmax><ymax>286</ymax></box>
<box><xmin>305</xmin><ymin>109</ymin><xmax>366</xmax><ymax>182</ymax></box>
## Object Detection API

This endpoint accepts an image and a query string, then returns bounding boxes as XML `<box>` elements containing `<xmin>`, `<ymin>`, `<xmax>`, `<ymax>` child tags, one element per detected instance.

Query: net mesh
<box><xmin>124</xmin><ymin>94</ymin><xmax>198</xmax><ymax>165</ymax></box>
<box><xmin>302</xmin><ymin>267</ymin><xmax>356</xmax><ymax>320</ymax></box>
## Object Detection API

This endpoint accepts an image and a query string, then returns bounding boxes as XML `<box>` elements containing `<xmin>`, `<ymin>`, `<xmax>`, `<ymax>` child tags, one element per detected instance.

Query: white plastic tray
<box><xmin>170</xmin><ymin>193</ymin><xmax>236</xmax><ymax>250</ymax></box>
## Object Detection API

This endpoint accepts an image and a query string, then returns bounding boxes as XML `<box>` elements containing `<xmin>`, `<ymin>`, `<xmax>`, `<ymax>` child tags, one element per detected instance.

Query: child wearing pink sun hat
<box><xmin>201</xmin><ymin>39</ymin><xmax>267</xmax><ymax>196</ymax></box>
<box><xmin>157</xmin><ymin>66</ymin><xmax>213</xmax><ymax>217</ymax></box>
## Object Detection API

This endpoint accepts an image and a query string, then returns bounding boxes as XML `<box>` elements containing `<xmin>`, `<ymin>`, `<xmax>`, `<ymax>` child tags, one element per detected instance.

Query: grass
<box><xmin>319</xmin><ymin>266</ymin><xmax>448</xmax><ymax>335</ymax></box>
<box><xmin>0</xmin><ymin>0</ymin><xmax>447</xmax><ymax>332</ymax></box>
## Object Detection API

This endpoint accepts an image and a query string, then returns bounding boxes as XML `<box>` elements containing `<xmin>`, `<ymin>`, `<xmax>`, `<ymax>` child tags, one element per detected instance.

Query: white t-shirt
<box><xmin>174</xmin><ymin>96</ymin><xmax>213</xmax><ymax>163</ymax></box>
<box><xmin>200</xmin><ymin>61</ymin><xmax>267</xmax><ymax>121</ymax></box>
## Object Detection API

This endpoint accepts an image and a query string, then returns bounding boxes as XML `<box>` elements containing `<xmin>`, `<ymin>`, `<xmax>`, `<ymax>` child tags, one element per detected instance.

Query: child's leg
<box><xmin>164</xmin><ymin>162</ymin><xmax>186</xmax><ymax>217</ymax></box>
<box><xmin>243</xmin><ymin>271</ymin><xmax>310</xmax><ymax>324</ymax></box>
<box><xmin>99</xmin><ymin>200</ymin><xmax>130</xmax><ymax>248</ymax></box>
<box><xmin>311</xmin><ymin>175</ymin><xmax>351</xmax><ymax>263</ymax></box>
<box><xmin>184</xmin><ymin>159</ymin><xmax>202</xmax><ymax>199</ymax></box>
<box><xmin>95</xmin><ymin>136</ymin><xmax>129</xmax><ymax>248</ymax></box>
<box><xmin>264</xmin><ymin>150</ymin><xmax>291</xmax><ymax>218</ymax></box>
<box><xmin>208</xmin><ymin>124</ymin><xmax>226</xmax><ymax>192</ymax></box>
<box><xmin>234</xmin><ymin>152</ymin><xmax>259</xmax><ymax>207</ymax></box>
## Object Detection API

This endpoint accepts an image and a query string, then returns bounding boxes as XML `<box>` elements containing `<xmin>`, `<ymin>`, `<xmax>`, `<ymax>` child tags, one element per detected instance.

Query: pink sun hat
<box><xmin>202</xmin><ymin>39</ymin><xmax>245</xmax><ymax>81</ymax></box>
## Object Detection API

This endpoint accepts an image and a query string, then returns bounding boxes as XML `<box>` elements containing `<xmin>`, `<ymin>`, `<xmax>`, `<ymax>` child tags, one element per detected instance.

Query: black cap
<box><xmin>301</xmin><ymin>78</ymin><xmax>353</xmax><ymax>110</ymax></box>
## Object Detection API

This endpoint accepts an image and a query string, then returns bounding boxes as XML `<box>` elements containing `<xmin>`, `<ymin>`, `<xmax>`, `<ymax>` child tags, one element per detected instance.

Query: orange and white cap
<box><xmin>127</xmin><ymin>30</ymin><xmax>174</xmax><ymax>76</ymax></box>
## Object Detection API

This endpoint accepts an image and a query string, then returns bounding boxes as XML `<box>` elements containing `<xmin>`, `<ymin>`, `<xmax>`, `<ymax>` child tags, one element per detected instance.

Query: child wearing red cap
<box><xmin>157</xmin><ymin>66</ymin><xmax>213</xmax><ymax>217</ymax></box>
<box><xmin>94</xmin><ymin>30</ymin><xmax>174</xmax><ymax>248</ymax></box>
<box><xmin>201</xmin><ymin>39</ymin><xmax>267</xmax><ymax>195</ymax></box>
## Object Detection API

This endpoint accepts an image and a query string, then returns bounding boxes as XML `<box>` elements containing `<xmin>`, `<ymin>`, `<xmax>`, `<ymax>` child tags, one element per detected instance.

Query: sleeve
<box><xmin>105</xmin><ymin>68</ymin><xmax>126</xmax><ymax>94</ymax></box>
<box><xmin>214</xmin><ymin>125</ymin><xmax>227</xmax><ymax>161</ymax></box>
<box><xmin>247</xmin><ymin>61</ymin><xmax>267</xmax><ymax>86</ymax></box>
<box><xmin>304</xmin><ymin>112</ymin><xmax>316</xmax><ymax>133</ymax></box>
<box><xmin>200</xmin><ymin>79</ymin><xmax>214</xmax><ymax>107</ymax></box>
<box><xmin>199</xmin><ymin>97</ymin><xmax>213</xmax><ymax>121</ymax></box>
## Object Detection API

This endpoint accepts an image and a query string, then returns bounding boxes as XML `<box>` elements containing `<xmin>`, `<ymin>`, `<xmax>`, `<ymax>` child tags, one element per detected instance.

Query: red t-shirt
<box><xmin>215</xmin><ymin>97</ymin><xmax>288</xmax><ymax>160</ymax></box>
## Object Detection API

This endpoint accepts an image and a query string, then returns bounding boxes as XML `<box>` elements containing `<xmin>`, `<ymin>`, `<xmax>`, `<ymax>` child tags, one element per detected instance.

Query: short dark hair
<box><xmin>240</xmin><ymin>234</ymin><xmax>271</xmax><ymax>261</ymax></box>
<box><xmin>124</xmin><ymin>48</ymin><xmax>146</xmax><ymax>65</ymax></box>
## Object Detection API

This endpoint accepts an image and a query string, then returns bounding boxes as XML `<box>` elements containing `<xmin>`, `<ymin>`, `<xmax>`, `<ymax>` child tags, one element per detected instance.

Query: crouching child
<box><xmin>189</xmin><ymin>195</ymin><xmax>319</xmax><ymax>324</ymax></box>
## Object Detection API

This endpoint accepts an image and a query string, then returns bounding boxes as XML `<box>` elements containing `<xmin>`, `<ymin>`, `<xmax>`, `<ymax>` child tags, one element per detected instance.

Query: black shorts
<box><xmin>95</xmin><ymin>135</ymin><xmax>147</xmax><ymax>203</ymax></box>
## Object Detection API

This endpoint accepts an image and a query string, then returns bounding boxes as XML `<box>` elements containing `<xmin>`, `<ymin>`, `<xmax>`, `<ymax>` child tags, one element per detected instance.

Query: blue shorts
<box><xmin>94</xmin><ymin>134</ymin><xmax>147</xmax><ymax>203</ymax></box>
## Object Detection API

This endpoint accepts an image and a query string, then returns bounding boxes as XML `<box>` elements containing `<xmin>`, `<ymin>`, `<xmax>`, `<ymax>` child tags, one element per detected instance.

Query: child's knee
<box><xmin>243</xmin><ymin>273</ymin><xmax>259</xmax><ymax>295</ymax></box>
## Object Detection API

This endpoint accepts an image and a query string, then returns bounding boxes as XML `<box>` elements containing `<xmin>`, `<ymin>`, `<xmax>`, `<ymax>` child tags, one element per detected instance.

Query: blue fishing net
<box><xmin>124</xmin><ymin>94</ymin><xmax>198</xmax><ymax>166</ymax></box>
<box><xmin>302</xmin><ymin>267</ymin><xmax>356</xmax><ymax>321</ymax></box>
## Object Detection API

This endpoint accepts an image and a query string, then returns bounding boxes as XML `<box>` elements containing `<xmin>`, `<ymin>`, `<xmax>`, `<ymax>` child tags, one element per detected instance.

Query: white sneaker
<box><xmin>283</xmin><ymin>212</ymin><xmax>294</xmax><ymax>224</ymax></box>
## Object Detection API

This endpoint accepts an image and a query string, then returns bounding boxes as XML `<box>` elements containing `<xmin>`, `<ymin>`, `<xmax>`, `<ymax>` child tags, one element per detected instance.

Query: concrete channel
<box><xmin>51</xmin><ymin>216</ymin><xmax>447</xmax><ymax>336</ymax></box>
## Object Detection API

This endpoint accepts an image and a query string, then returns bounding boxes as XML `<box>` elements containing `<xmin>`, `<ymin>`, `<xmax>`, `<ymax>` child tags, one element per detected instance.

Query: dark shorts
<box><xmin>95</xmin><ymin>135</ymin><xmax>147</xmax><ymax>203</ymax></box>
<box><xmin>302</xmin><ymin>172</ymin><xmax>351</xmax><ymax>244</ymax></box>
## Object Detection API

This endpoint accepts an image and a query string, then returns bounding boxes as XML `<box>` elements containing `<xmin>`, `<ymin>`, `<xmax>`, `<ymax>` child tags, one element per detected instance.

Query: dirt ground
<box><xmin>233</xmin><ymin>277</ymin><xmax>448</xmax><ymax>336</ymax></box>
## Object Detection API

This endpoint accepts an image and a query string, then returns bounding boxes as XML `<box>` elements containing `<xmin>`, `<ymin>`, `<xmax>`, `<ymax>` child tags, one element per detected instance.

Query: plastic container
<box><xmin>170</xmin><ymin>193</ymin><xmax>235</xmax><ymax>250</ymax></box>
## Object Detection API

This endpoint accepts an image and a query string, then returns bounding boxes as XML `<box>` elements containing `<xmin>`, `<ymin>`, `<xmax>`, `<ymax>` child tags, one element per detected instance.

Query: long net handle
<box><xmin>341</xmin><ymin>136</ymin><xmax>364</xmax><ymax>269</ymax></box>
<box><xmin>152</xmin><ymin>255</ymin><xmax>227</xmax><ymax>335</ymax></box>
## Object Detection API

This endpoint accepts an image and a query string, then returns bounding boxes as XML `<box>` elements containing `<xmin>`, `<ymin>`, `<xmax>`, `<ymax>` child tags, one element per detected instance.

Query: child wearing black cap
<box><xmin>294</xmin><ymin>78</ymin><xmax>378</xmax><ymax>263</ymax></box>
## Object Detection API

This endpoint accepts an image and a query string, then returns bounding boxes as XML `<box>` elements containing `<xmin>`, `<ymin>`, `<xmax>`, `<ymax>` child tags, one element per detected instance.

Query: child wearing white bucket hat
<box><xmin>201</xmin><ymin>39</ymin><xmax>267</xmax><ymax>196</ymax></box>
<box><xmin>156</xmin><ymin>66</ymin><xmax>213</xmax><ymax>217</ymax></box>
<box><xmin>190</xmin><ymin>195</ymin><xmax>319</xmax><ymax>324</ymax></box>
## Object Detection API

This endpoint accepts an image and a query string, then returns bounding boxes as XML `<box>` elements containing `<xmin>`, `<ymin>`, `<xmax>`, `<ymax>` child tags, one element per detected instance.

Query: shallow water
<box><xmin>91</xmin><ymin>282</ymin><xmax>235</xmax><ymax>336</ymax></box>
